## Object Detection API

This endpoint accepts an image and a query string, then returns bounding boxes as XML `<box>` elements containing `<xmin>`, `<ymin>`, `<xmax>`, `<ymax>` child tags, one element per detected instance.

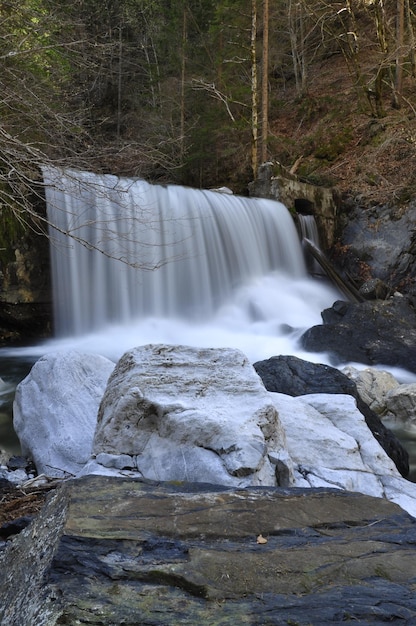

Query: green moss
<box><xmin>296</xmin><ymin>163</ymin><xmax>336</xmax><ymax>187</ymax></box>
<box><xmin>0</xmin><ymin>204</ymin><xmax>27</xmax><ymax>265</ymax></box>
<box><xmin>314</xmin><ymin>126</ymin><xmax>353</xmax><ymax>161</ymax></box>
<box><xmin>395</xmin><ymin>185</ymin><xmax>416</xmax><ymax>205</ymax></box>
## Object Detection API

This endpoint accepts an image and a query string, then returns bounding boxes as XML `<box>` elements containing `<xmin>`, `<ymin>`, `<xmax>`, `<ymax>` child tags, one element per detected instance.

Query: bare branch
<box><xmin>191</xmin><ymin>78</ymin><xmax>237</xmax><ymax>121</ymax></box>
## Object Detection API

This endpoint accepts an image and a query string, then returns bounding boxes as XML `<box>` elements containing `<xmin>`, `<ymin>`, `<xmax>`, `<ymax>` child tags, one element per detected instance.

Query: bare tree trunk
<box><xmin>393</xmin><ymin>0</ymin><xmax>405</xmax><ymax>108</ymax></box>
<box><xmin>298</xmin><ymin>2</ymin><xmax>307</xmax><ymax>92</ymax></box>
<box><xmin>373</xmin><ymin>0</ymin><xmax>388</xmax><ymax>116</ymax></box>
<box><xmin>405</xmin><ymin>0</ymin><xmax>416</xmax><ymax>77</ymax></box>
<box><xmin>288</xmin><ymin>0</ymin><xmax>306</xmax><ymax>96</ymax></box>
<box><xmin>288</xmin><ymin>0</ymin><xmax>299</xmax><ymax>94</ymax></box>
<box><xmin>117</xmin><ymin>19</ymin><xmax>123</xmax><ymax>142</ymax></box>
<box><xmin>180</xmin><ymin>5</ymin><xmax>187</xmax><ymax>162</ymax></box>
<box><xmin>261</xmin><ymin>0</ymin><xmax>269</xmax><ymax>164</ymax></box>
<box><xmin>251</xmin><ymin>0</ymin><xmax>258</xmax><ymax>177</ymax></box>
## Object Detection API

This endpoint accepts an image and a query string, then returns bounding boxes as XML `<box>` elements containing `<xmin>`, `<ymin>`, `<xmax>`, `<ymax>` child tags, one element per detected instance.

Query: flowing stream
<box><xmin>2</xmin><ymin>168</ymin><xmax>415</xmax><ymax>464</ymax></box>
<box><xmin>0</xmin><ymin>168</ymin><xmax>344</xmax><ymax>453</ymax></box>
<box><xmin>34</xmin><ymin>167</ymin><xmax>341</xmax><ymax>363</ymax></box>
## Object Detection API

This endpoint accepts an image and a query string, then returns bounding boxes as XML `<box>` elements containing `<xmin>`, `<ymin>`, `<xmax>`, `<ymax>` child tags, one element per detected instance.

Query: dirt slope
<box><xmin>269</xmin><ymin>50</ymin><xmax>416</xmax><ymax>207</ymax></box>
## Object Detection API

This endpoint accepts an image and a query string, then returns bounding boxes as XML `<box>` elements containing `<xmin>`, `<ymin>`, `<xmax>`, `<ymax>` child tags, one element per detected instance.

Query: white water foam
<box><xmin>11</xmin><ymin>166</ymin><xmax>333</xmax><ymax>364</ymax></box>
<box><xmin>8</xmin><ymin>271</ymin><xmax>338</xmax><ymax>364</ymax></box>
<box><xmin>4</xmin><ymin>167</ymin><xmax>414</xmax><ymax>382</ymax></box>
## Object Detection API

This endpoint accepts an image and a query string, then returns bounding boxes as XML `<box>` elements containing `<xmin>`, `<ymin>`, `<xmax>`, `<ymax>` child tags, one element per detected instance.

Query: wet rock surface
<box><xmin>2</xmin><ymin>475</ymin><xmax>416</xmax><ymax>625</ymax></box>
<box><xmin>300</xmin><ymin>296</ymin><xmax>416</xmax><ymax>373</ymax></box>
<box><xmin>13</xmin><ymin>346</ymin><xmax>416</xmax><ymax>515</ymax></box>
<box><xmin>254</xmin><ymin>354</ymin><xmax>409</xmax><ymax>478</ymax></box>
<box><xmin>337</xmin><ymin>200</ymin><xmax>416</xmax><ymax>299</ymax></box>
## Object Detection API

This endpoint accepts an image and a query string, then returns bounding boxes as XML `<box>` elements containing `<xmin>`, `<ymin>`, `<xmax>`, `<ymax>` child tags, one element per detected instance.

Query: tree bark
<box><xmin>405</xmin><ymin>0</ymin><xmax>416</xmax><ymax>77</ymax></box>
<box><xmin>261</xmin><ymin>0</ymin><xmax>269</xmax><ymax>164</ymax></box>
<box><xmin>394</xmin><ymin>0</ymin><xmax>405</xmax><ymax>107</ymax></box>
<box><xmin>180</xmin><ymin>5</ymin><xmax>187</xmax><ymax>162</ymax></box>
<box><xmin>251</xmin><ymin>0</ymin><xmax>258</xmax><ymax>177</ymax></box>
<box><xmin>374</xmin><ymin>0</ymin><xmax>388</xmax><ymax>116</ymax></box>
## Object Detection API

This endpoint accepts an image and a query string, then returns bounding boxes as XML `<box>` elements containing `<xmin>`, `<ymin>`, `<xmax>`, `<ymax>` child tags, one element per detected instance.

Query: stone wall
<box><xmin>0</xmin><ymin>212</ymin><xmax>52</xmax><ymax>344</ymax></box>
<box><xmin>249</xmin><ymin>162</ymin><xmax>340</xmax><ymax>250</ymax></box>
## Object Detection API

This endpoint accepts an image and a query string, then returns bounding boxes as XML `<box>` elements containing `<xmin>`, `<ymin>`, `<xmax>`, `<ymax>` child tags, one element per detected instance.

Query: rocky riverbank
<box><xmin>10</xmin><ymin>345</ymin><xmax>416</xmax><ymax>506</ymax></box>
<box><xmin>301</xmin><ymin>295</ymin><xmax>416</xmax><ymax>373</ymax></box>
<box><xmin>2</xmin><ymin>342</ymin><xmax>416</xmax><ymax>624</ymax></box>
<box><xmin>2</xmin><ymin>475</ymin><xmax>416</xmax><ymax>625</ymax></box>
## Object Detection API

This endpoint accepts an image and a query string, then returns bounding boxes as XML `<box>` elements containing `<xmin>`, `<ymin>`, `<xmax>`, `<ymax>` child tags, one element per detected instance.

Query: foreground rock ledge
<box><xmin>2</xmin><ymin>476</ymin><xmax>416</xmax><ymax>625</ymax></box>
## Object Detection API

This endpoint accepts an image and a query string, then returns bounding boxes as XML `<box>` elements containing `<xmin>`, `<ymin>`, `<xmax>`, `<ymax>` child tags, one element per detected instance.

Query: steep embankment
<box><xmin>269</xmin><ymin>49</ymin><xmax>416</xmax><ymax>207</ymax></box>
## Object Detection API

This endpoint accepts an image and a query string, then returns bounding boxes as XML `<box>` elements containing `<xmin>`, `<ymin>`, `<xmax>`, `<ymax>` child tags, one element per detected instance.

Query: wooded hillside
<box><xmin>1</xmin><ymin>0</ymin><xmax>416</xmax><ymax>213</ymax></box>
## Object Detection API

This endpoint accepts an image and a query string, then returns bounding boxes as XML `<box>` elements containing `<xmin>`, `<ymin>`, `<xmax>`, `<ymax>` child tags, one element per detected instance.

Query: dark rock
<box><xmin>359</xmin><ymin>277</ymin><xmax>389</xmax><ymax>299</ymax></box>
<box><xmin>254</xmin><ymin>354</ymin><xmax>356</xmax><ymax>396</ymax></box>
<box><xmin>0</xmin><ymin>516</ymin><xmax>33</xmax><ymax>539</ymax></box>
<box><xmin>6</xmin><ymin>455</ymin><xmax>33</xmax><ymax>472</ymax></box>
<box><xmin>1</xmin><ymin>475</ymin><xmax>416</xmax><ymax>625</ymax></box>
<box><xmin>0</xmin><ymin>302</ymin><xmax>52</xmax><ymax>345</ymax></box>
<box><xmin>0</xmin><ymin>477</ymin><xmax>15</xmax><ymax>492</ymax></box>
<box><xmin>253</xmin><ymin>355</ymin><xmax>409</xmax><ymax>478</ymax></box>
<box><xmin>300</xmin><ymin>296</ymin><xmax>416</xmax><ymax>373</ymax></box>
<box><xmin>335</xmin><ymin>200</ymin><xmax>416</xmax><ymax>295</ymax></box>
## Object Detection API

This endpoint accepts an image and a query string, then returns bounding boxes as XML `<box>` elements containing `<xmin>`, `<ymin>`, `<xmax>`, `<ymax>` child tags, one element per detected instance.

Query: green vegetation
<box><xmin>1</xmin><ymin>0</ymin><xmax>416</xmax><ymax>221</ymax></box>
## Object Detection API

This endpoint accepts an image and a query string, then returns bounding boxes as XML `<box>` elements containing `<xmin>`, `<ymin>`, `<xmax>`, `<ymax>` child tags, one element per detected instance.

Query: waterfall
<box><xmin>297</xmin><ymin>213</ymin><xmax>323</xmax><ymax>276</ymax></box>
<box><xmin>41</xmin><ymin>167</ymin><xmax>339</xmax><ymax>362</ymax></box>
<box><xmin>297</xmin><ymin>214</ymin><xmax>321</xmax><ymax>248</ymax></box>
<box><xmin>44</xmin><ymin>168</ymin><xmax>306</xmax><ymax>333</ymax></box>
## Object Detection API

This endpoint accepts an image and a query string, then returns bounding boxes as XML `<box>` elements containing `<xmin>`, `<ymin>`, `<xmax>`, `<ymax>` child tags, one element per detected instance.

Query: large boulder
<box><xmin>342</xmin><ymin>365</ymin><xmax>416</xmax><ymax>432</ymax></box>
<box><xmin>13</xmin><ymin>351</ymin><xmax>115</xmax><ymax>478</ymax></box>
<box><xmin>88</xmin><ymin>344</ymin><xmax>290</xmax><ymax>487</ymax></box>
<box><xmin>12</xmin><ymin>346</ymin><xmax>416</xmax><ymax>517</ymax></box>
<box><xmin>272</xmin><ymin>392</ymin><xmax>416</xmax><ymax>516</ymax></box>
<box><xmin>2</xmin><ymin>476</ymin><xmax>416</xmax><ymax>625</ymax></box>
<box><xmin>253</xmin><ymin>354</ymin><xmax>409</xmax><ymax>478</ymax></box>
<box><xmin>340</xmin><ymin>366</ymin><xmax>416</xmax><ymax>478</ymax></box>
<box><xmin>384</xmin><ymin>384</ymin><xmax>416</xmax><ymax>428</ymax></box>
<box><xmin>300</xmin><ymin>296</ymin><xmax>416</xmax><ymax>373</ymax></box>
<box><xmin>272</xmin><ymin>393</ymin><xmax>396</xmax><ymax>492</ymax></box>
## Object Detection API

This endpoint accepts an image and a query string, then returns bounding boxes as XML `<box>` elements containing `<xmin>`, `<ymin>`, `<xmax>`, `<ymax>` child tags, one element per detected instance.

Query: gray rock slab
<box><xmin>92</xmin><ymin>344</ymin><xmax>289</xmax><ymax>487</ymax></box>
<box><xmin>254</xmin><ymin>353</ymin><xmax>409</xmax><ymax>478</ymax></box>
<box><xmin>13</xmin><ymin>351</ymin><xmax>115</xmax><ymax>478</ymax></box>
<box><xmin>1</xmin><ymin>475</ymin><xmax>416</xmax><ymax>625</ymax></box>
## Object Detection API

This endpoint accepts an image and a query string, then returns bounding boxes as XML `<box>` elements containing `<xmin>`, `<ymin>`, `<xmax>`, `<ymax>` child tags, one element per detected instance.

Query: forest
<box><xmin>1</xmin><ymin>0</ymin><xmax>416</xmax><ymax>224</ymax></box>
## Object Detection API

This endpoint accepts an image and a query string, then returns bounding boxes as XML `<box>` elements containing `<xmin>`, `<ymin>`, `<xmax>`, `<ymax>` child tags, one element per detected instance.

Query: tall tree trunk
<box><xmin>251</xmin><ymin>0</ymin><xmax>258</xmax><ymax>177</ymax></box>
<box><xmin>117</xmin><ymin>18</ymin><xmax>123</xmax><ymax>143</ymax></box>
<box><xmin>373</xmin><ymin>0</ymin><xmax>388</xmax><ymax>116</ymax></box>
<box><xmin>288</xmin><ymin>0</ymin><xmax>298</xmax><ymax>93</ymax></box>
<box><xmin>394</xmin><ymin>0</ymin><xmax>405</xmax><ymax>108</ymax></box>
<box><xmin>180</xmin><ymin>5</ymin><xmax>187</xmax><ymax>162</ymax></box>
<box><xmin>261</xmin><ymin>0</ymin><xmax>269</xmax><ymax>164</ymax></box>
<box><xmin>405</xmin><ymin>0</ymin><xmax>416</xmax><ymax>77</ymax></box>
<box><xmin>288</xmin><ymin>0</ymin><xmax>306</xmax><ymax>96</ymax></box>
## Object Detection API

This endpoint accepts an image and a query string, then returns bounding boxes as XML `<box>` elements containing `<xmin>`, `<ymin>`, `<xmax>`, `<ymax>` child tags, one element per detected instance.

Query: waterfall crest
<box><xmin>43</xmin><ymin>167</ymin><xmax>307</xmax><ymax>336</ymax></box>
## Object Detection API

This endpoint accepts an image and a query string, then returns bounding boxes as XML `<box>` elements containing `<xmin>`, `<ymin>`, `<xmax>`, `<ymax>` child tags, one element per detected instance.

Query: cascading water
<box><xmin>297</xmin><ymin>213</ymin><xmax>321</xmax><ymax>248</ymax></box>
<box><xmin>297</xmin><ymin>213</ymin><xmax>324</xmax><ymax>276</ymax></box>
<box><xmin>3</xmin><ymin>168</ymin><xmax>415</xmax><ymax>461</ymax></box>
<box><xmin>43</xmin><ymin>167</ymin><xmax>307</xmax><ymax>335</ymax></box>
<box><xmin>37</xmin><ymin>166</ymin><xmax>340</xmax><ymax>363</ymax></box>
